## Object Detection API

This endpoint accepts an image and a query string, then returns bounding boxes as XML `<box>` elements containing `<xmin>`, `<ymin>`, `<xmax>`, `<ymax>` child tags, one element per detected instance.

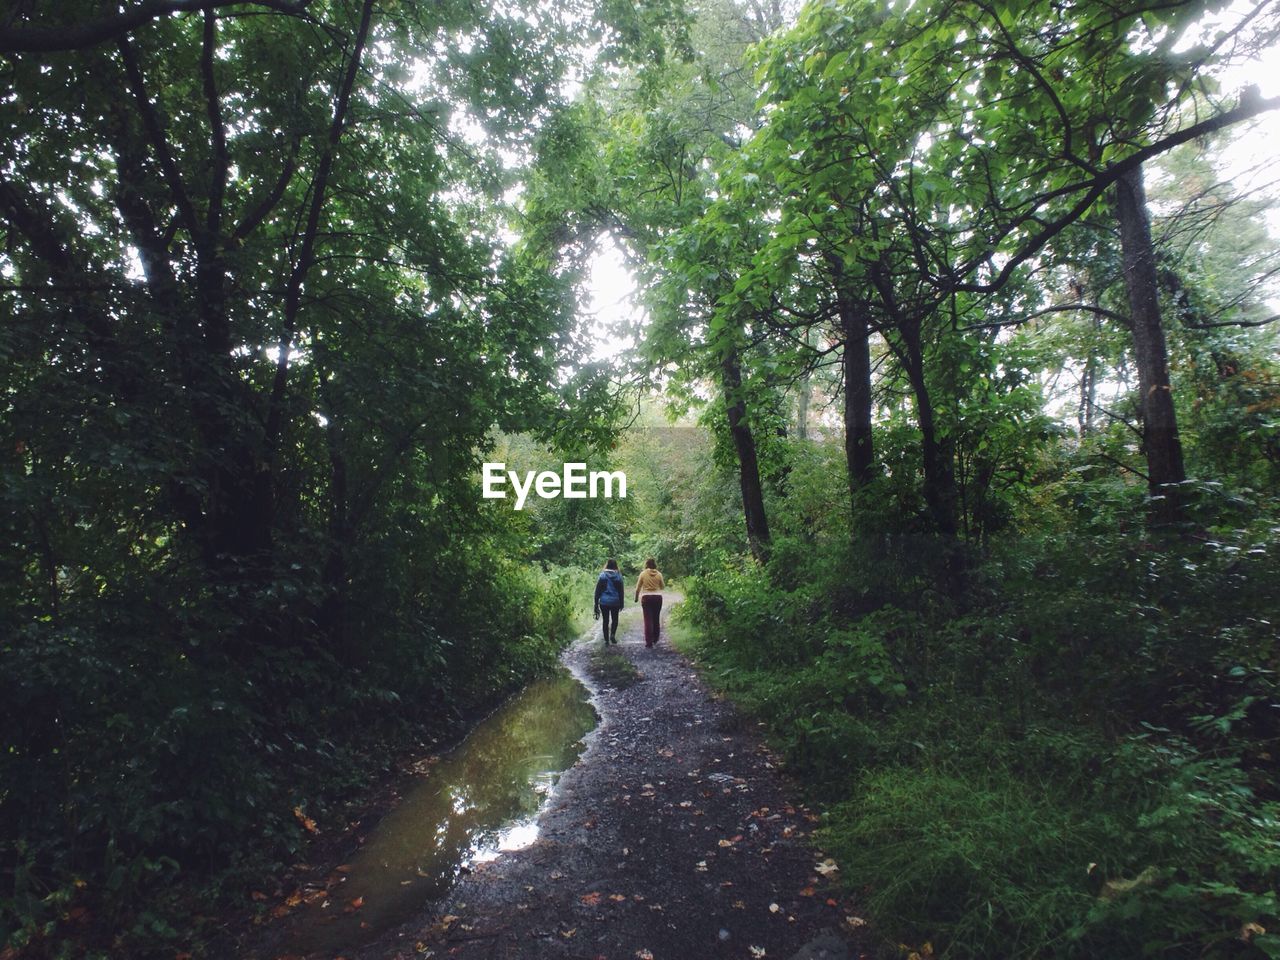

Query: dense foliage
<box><xmin>0</xmin><ymin>0</ymin><xmax>691</xmax><ymax>954</ymax></box>
<box><xmin>678</xmin><ymin>481</ymin><xmax>1280</xmax><ymax>958</ymax></box>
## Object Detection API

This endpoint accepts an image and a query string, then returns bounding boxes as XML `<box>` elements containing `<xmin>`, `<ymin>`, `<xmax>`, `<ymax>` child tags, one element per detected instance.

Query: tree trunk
<box><xmin>824</xmin><ymin>253</ymin><xmax>875</xmax><ymax>512</ymax></box>
<box><xmin>1114</xmin><ymin>163</ymin><xmax>1186</xmax><ymax>523</ymax></box>
<box><xmin>1079</xmin><ymin>345</ymin><xmax>1096</xmax><ymax>437</ymax></box>
<box><xmin>721</xmin><ymin>345</ymin><xmax>771</xmax><ymax>562</ymax></box>
<box><xmin>836</xmin><ymin>286</ymin><xmax>875</xmax><ymax>502</ymax></box>
<box><xmin>899</xmin><ymin>319</ymin><xmax>958</xmax><ymax>536</ymax></box>
<box><xmin>795</xmin><ymin>345</ymin><xmax>811</xmax><ymax>442</ymax></box>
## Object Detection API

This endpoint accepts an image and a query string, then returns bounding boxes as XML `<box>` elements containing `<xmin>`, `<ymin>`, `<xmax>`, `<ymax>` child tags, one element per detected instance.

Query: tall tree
<box><xmin>0</xmin><ymin>0</ymin><xmax>671</xmax><ymax>940</ymax></box>
<box><xmin>522</xmin><ymin>0</ymin><xmax>790</xmax><ymax>559</ymax></box>
<box><xmin>746</xmin><ymin>0</ymin><xmax>1280</xmax><ymax>527</ymax></box>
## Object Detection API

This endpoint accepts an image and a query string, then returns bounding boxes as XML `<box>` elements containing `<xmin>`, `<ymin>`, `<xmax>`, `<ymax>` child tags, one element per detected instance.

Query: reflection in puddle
<box><xmin>288</xmin><ymin>668</ymin><xmax>597</xmax><ymax>956</ymax></box>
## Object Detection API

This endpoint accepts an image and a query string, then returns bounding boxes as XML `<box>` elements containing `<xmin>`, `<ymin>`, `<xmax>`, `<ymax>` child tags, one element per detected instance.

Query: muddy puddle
<box><xmin>286</xmin><ymin>667</ymin><xmax>597</xmax><ymax>956</ymax></box>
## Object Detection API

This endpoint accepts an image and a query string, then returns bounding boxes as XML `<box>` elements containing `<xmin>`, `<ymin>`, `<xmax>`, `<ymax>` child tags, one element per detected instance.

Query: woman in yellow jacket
<box><xmin>634</xmin><ymin>557</ymin><xmax>665</xmax><ymax>648</ymax></box>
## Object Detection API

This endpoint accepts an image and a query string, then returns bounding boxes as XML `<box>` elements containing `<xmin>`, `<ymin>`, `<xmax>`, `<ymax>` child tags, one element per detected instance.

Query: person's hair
<box><xmin>644</xmin><ymin>557</ymin><xmax>657</xmax><ymax>569</ymax></box>
<box><xmin>604</xmin><ymin>558</ymin><xmax>619</xmax><ymax>571</ymax></box>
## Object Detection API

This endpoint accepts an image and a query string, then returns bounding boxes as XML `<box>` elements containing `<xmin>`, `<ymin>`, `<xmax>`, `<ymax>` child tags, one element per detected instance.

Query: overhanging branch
<box><xmin>0</xmin><ymin>0</ymin><xmax>311</xmax><ymax>54</ymax></box>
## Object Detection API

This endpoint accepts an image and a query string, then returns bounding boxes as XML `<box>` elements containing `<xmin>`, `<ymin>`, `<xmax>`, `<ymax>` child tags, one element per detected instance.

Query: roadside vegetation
<box><xmin>676</xmin><ymin>471</ymin><xmax>1280</xmax><ymax>958</ymax></box>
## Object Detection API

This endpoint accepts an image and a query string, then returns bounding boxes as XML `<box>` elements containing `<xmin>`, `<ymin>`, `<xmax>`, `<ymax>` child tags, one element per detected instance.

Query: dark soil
<box><xmin>340</xmin><ymin>602</ymin><xmax>870</xmax><ymax>960</ymax></box>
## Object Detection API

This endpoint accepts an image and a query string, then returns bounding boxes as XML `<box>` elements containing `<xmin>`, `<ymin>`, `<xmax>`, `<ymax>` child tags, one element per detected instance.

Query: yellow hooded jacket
<box><xmin>635</xmin><ymin>568</ymin><xmax>664</xmax><ymax>597</ymax></box>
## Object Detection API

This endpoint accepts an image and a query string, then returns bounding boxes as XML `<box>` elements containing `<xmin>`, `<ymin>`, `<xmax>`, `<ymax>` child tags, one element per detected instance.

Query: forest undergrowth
<box><xmin>2</xmin><ymin>546</ymin><xmax>585</xmax><ymax>959</ymax></box>
<box><xmin>676</xmin><ymin>476</ymin><xmax>1280</xmax><ymax>959</ymax></box>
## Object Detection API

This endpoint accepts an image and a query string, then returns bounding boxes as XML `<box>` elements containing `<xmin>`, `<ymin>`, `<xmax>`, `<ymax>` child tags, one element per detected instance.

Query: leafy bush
<box><xmin>678</xmin><ymin>491</ymin><xmax>1280</xmax><ymax>959</ymax></box>
<box><xmin>0</xmin><ymin>542</ymin><xmax>579</xmax><ymax>958</ymax></box>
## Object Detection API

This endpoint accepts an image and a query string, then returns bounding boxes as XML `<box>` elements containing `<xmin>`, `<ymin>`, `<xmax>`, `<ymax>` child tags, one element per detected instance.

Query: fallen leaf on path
<box><xmin>636</xmin><ymin>950</ymin><xmax>654</xmax><ymax>960</ymax></box>
<box><xmin>292</xmin><ymin>806</ymin><xmax>319</xmax><ymax>834</ymax></box>
<box><xmin>826</xmin><ymin>898</ymin><xmax>838</xmax><ymax>907</ymax></box>
<box><xmin>749</xmin><ymin>947</ymin><xmax>766</xmax><ymax>958</ymax></box>
<box><xmin>846</xmin><ymin>916</ymin><xmax>867</xmax><ymax>928</ymax></box>
<box><xmin>609</xmin><ymin>894</ymin><xmax>627</xmax><ymax>902</ymax></box>
<box><xmin>718</xmin><ymin>839</ymin><xmax>734</xmax><ymax>848</ymax></box>
<box><xmin>733</xmin><ymin>900</ymin><xmax>746</xmax><ymax>909</ymax></box>
<box><xmin>799</xmin><ymin>887</ymin><xmax>816</xmax><ymax>897</ymax></box>
<box><xmin>580</xmin><ymin>892</ymin><xmax>603</xmax><ymax>906</ymax></box>
<box><xmin>561</xmin><ymin>928</ymin><xmax>577</xmax><ymax>939</ymax></box>
<box><xmin>814</xmin><ymin>859</ymin><xmax>839</xmax><ymax>877</ymax></box>
<box><xmin>769</xmin><ymin>903</ymin><xmax>780</xmax><ymax>914</ymax></box>
<box><xmin>251</xmin><ymin>891</ymin><xmax>269</xmax><ymax>901</ymax></box>
<box><xmin>694</xmin><ymin>861</ymin><xmax>708</xmax><ymax>872</ymax></box>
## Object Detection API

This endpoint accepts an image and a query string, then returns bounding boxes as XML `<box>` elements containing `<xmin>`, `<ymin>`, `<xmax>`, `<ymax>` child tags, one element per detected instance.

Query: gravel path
<box><xmin>350</xmin><ymin>602</ymin><xmax>868</xmax><ymax>960</ymax></box>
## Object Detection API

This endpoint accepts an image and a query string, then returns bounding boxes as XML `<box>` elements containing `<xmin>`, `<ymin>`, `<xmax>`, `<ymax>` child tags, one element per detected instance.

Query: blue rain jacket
<box><xmin>595</xmin><ymin>570</ymin><xmax>624</xmax><ymax>609</ymax></box>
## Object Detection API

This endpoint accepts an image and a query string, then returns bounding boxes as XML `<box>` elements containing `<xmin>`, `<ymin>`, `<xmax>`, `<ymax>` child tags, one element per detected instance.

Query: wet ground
<box><xmin>337</xmin><ymin>601</ymin><xmax>868</xmax><ymax>960</ymax></box>
<box><xmin>276</xmin><ymin>671</ymin><xmax>598</xmax><ymax>957</ymax></box>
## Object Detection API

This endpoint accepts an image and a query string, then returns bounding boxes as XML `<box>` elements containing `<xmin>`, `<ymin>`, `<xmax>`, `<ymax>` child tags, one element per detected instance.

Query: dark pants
<box><xmin>641</xmin><ymin>594</ymin><xmax>663</xmax><ymax>647</ymax></box>
<box><xmin>600</xmin><ymin>605</ymin><xmax>619</xmax><ymax>643</ymax></box>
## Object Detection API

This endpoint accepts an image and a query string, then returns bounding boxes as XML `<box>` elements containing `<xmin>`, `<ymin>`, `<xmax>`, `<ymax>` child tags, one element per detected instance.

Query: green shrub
<box><xmin>678</xmin><ymin>493</ymin><xmax>1280</xmax><ymax>959</ymax></box>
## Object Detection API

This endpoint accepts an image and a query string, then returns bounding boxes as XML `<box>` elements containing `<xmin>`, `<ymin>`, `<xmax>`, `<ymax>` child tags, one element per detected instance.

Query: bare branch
<box><xmin>948</xmin><ymin>88</ymin><xmax>1280</xmax><ymax>295</ymax></box>
<box><xmin>118</xmin><ymin>38</ymin><xmax>201</xmax><ymax>241</ymax></box>
<box><xmin>0</xmin><ymin>0</ymin><xmax>311</xmax><ymax>54</ymax></box>
<box><xmin>201</xmin><ymin>8</ymin><xmax>228</xmax><ymax>237</ymax></box>
<box><xmin>265</xmin><ymin>0</ymin><xmax>376</xmax><ymax>450</ymax></box>
<box><xmin>959</xmin><ymin>302</ymin><xmax>1131</xmax><ymax>332</ymax></box>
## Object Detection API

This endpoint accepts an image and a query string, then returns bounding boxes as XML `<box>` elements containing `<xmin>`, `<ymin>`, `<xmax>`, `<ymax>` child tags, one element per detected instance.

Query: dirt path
<box><xmin>348</xmin><ymin>602</ymin><xmax>868</xmax><ymax>960</ymax></box>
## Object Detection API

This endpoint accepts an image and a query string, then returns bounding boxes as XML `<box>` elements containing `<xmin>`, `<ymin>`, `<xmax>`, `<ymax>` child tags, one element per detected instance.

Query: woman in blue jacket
<box><xmin>593</xmin><ymin>558</ymin><xmax>625</xmax><ymax>645</ymax></box>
